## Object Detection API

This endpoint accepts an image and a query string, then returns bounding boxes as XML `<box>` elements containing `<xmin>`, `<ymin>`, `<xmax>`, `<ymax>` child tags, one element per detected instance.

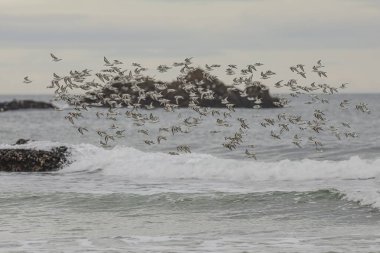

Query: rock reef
<box><xmin>0</xmin><ymin>99</ymin><xmax>56</xmax><ymax>112</ymax></box>
<box><xmin>0</xmin><ymin>145</ymin><xmax>69</xmax><ymax>172</ymax></box>
<box><xmin>83</xmin><ymin>68</ymin><xmax>282</xmax><ymax>108</ymax></box>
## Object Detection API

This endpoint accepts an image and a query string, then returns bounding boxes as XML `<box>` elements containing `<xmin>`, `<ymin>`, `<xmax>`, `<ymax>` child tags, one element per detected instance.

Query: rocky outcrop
<box><xmin>14</xmin><ymin>139</ymin><xmax>31</xmax><ymax>145</ymax></box>
<box><xmin>83</xmin><ymin>68</ymin><xmax>282</xmax><ymax>108</ymax></box>
<box><xmin>0</xmin><ymin>100</ymin><xmax>56</xmax><ymax>112</ymax></box>
<box><xmin>0</xmin><ymin>146</ymin><xmax>69</xmax><ymax>172</ymax></box>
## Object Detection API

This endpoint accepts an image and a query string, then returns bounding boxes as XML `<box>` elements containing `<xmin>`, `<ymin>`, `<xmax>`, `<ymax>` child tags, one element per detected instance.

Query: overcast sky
<box><xmin>0</xmin><ymin>0</ymin><xmax>379</xmax><ymax>94</ymax></box>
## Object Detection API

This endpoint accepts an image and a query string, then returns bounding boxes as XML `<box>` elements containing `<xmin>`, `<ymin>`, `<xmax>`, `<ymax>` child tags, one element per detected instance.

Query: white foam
<box><xmin>340</xmin><ymin>187</ymin><xmax>380</xmax><ymax>209</ymax></box>
<box><xmin>63</xmin><ymin>143</ymin><xmax>380</xmax><ymax>182</ymax></box>
<box><xmin>0</xmin><ymin>140</ymin><xmax>64</xmax><ymax>151</ymax></box>
<box><xmin>63</xmin><ymin>143</ymin><xmax>380</xmax><ymax>208</ymax></box>
<box><xmin>6</xmin><ymin>141</ymin><xmax>380</xmax><ymax>208</ymax></box>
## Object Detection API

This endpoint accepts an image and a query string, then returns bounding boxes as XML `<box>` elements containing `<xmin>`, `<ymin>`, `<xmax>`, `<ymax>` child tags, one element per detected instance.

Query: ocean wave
<box><xmin>0</xmin><ymin>140</ymin><xmax>65</xmax><ymax>151</ymax></box>
<box><xmin>64</xmin><ymin>143</ymin><xmax>380</xmax><ymax>209</ymax></box>
<box><xmin>4</xmin><ymin>141</ymin><xmax>379</xmax><ymax>181</ymax></box>
<box><xmin>4</xmin><ymin>141</ymin><xmax>380</xmax><ymax>209</ymax></box>
<box><xmin>60</xmin><ymin>143</ymin><xmax>380</xmax><ymax>181</ymax></box>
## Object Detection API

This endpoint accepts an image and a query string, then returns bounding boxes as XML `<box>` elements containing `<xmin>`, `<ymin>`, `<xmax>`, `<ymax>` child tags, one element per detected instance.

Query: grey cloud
<box><xmin>0</xmin><ymin>0</ymin><xmax>380</xmax><ymax>60</ymax></box>
<box><xmin>1</xmin><ymin>14</ymin><xmax>379</xmax><ymax>55</ymax></box>
<box><xmin>1</xmin><ymin>0</ymin><xmax>379</xmax><ymax>57</ymax></box>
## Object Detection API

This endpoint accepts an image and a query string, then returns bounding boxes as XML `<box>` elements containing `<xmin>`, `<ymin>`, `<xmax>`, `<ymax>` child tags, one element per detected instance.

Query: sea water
<box><xmin>0</xmin><ymin>94</ymin><xmax>379</xmax><ymax>252</ymax></box>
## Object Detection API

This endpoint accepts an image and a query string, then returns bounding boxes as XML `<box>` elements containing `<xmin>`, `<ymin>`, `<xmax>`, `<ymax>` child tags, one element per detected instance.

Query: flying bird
<box><xmin>23</xmin><ymin>76</ymin><xmax>32</xmax><ymax>84</ymax></box>
<box><xmin>50</xmin><ymin>53</ymin><xmax>62</xmax><ymax>62</ymax></box>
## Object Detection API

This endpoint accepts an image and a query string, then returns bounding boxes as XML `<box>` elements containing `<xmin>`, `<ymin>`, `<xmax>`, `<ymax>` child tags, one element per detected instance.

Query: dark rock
<box><xmin>0</xmin><ymin>99</ymin><xmax>56</xmax><ymax>112</ymax></box>
<box><xmin>14</xmin><ymin>139</ymin><xmax>31</xmax><ymax>145</ymax></box>
<box><xmin>0</xmin><ymin>146</ymin><xmax>69</xmax><ymax>172</ymax></box>
<box><xmin>82</xmin><ymin>68</ymin><xmax>282</xmax><ymax>109</ymax></box>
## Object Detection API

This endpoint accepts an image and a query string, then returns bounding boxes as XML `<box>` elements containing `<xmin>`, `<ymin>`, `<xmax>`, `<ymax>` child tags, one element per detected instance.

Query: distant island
<box><xmin>82</xmin><ymin>68</ymin><xmax>282</xmax><ymax>109</ymax></box>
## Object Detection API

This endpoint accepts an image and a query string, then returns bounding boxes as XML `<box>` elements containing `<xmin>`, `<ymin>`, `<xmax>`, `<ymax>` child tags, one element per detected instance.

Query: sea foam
<box><xmin>61</xmin><ymin>143</ymin><xmax>380</xmax><ymax>182</ymax></box>
<box><xmin>5</xmin><ymin>141</ymin><xmax>380</xmax><ymax>208</ymax></box>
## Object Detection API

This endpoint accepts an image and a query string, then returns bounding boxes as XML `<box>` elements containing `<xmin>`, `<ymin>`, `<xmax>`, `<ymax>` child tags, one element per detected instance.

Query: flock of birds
<box><xmin>23</xmin><ymin>53</ymin><xmax>371</xmax><ymax>159</ymax></box>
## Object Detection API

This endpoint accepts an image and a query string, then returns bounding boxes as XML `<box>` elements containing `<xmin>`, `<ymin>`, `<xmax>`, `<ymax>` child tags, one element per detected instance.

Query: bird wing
<box><xmin>50</xmin><ymin>53</ymin><xmax>58</xmax><ymax>59</ymax></box>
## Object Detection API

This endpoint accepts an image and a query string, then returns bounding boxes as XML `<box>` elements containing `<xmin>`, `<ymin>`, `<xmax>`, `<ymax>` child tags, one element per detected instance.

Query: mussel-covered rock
<box><xmin>0</xmin><ymin>146</ymin><xmax>69</xmax><ymax>172</ymax></box>
<box><xmin>0</xmin><ymin>100</ymin><xmax>56</xmax><ymax>112</ymax></box>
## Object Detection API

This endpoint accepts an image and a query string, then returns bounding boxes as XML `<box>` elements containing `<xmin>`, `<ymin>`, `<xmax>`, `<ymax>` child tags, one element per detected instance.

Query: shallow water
<box><xmin>0</xmin><ymin>94</ymin><xmax>379</xmax><ymax>252</ymax></box>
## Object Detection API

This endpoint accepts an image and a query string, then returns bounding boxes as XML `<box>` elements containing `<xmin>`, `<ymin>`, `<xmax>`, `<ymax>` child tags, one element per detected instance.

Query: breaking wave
<box><xmin>59</xmin><ymin>143</ymin><xmax>380</xmax><ymax>181</ymax></box>
<box><xmin>3</xmin><ymin>141</ymin><xmax>380</xmax><ymax>209</ymax></box>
